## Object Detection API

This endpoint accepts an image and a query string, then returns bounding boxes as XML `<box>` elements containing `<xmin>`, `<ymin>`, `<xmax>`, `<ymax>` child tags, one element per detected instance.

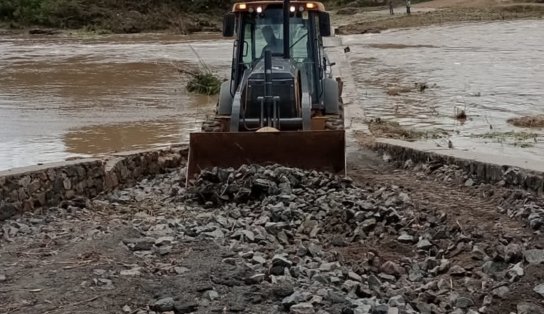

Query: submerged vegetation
<box><xmin>474</xmin><ymin>131</ymin><xmax>539</xmax><ymax>141</ymax></box>
<box><xmin>367</xmin><ymin>118</ymin><xmax>448</xmax><ymax>141</ymax></box>
<box><xmin>470</xmin><ymin>131</ymin><xmax>539</xmax><ymax>148</ymax></box>
<box><xmin>177</xmin><ymin>45</ymin><xmax>222</xmax><ymax>96</ymax></box>
<box><xmin>186</xmin><ymin>71</ymin><xmax>222</xmax><ymax>96</ymax></box>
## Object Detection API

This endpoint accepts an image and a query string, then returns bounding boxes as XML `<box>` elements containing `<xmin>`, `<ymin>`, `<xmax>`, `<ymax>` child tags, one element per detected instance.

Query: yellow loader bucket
<box><xmin>186</xmin><ymin>130</ymin><xmax>346</xmax><ymax>182</ymax></box>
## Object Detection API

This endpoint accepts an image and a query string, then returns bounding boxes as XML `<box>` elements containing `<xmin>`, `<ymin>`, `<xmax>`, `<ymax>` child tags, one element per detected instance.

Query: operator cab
<box><xmin>223</xmin><ymin>1</ymin><xmax>332</xmax><ymax>106</ymax></box>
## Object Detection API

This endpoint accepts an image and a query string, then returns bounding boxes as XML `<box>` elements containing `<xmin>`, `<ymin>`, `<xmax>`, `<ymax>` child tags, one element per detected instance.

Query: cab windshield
<box><xmin>241</xmin><ymin>8</ymin><xmax>310</xmax><ymax>65</ymax></box>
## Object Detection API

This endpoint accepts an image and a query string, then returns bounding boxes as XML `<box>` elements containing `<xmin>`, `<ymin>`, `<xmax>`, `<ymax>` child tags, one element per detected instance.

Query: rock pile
<box><xmin>187</xmin><ymin>164</ymin><xmax>353</xmax><ymax>204</ymax></box>
<box><xmin>174</xmin><ymin>164</ymin><xmax>543</xmax><ymax>314</ymax></box>
<box><xmin>2</xmin><ymin>164</ymin><xmax>543</xmax><ymax>314</ymax></box>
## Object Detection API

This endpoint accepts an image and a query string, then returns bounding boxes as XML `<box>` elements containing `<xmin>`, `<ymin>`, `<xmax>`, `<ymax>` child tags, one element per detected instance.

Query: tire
<box><xmin>323</xmin><ymin>78</ymin><xmax>340</xmax><ymax>115</ymax></box>
<box><xmin>217</xmin><ymin>81</ymin><xmax>234</xmax><ymax>115</ymax></box>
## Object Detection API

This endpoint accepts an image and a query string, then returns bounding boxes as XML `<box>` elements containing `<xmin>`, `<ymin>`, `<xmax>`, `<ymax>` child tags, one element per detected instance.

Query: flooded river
<box><xmin>1</xmin><ymin>20</ymin><xmax>543</xmax><ymax>171</ymax></box>
<box><xmin>0</xmin><ymin>33</ymin><xmax>231</xmax><ymax>170</ymax></box>
<box><xmin>345</xmin><ymin>20</ymin><xmax>544</xmax><ymax>162</ymax></box>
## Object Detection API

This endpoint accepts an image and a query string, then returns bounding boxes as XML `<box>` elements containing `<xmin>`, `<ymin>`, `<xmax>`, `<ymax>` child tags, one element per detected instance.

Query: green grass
<box><xmin>473</xmin><ymin>131</ymin><xmax>538</xmax><ymax>141</ymax></box>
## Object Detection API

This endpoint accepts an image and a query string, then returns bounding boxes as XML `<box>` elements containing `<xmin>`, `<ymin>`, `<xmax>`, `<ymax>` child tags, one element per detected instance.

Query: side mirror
<box><xmin>318</xmin><ymin>12</ymin><xmax>331</xmax><ymax>37</ymax></box>
<box><xmin>223</xmin><ymin>13</ymin><xmax>235</xmax><ymax>37</ymax></box>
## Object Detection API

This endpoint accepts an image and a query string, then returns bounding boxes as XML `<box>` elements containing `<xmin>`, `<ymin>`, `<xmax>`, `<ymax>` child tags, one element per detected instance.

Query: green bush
<box><xmin>0</xmin><ymin>0</ymin><xmax>44</xmax><ymax>24</ymax></box>
<box><xmin>0</xmin><ymin>1</ymin><xmax>16</xmax><ymax>20</ymax></box>
<box><xmin>40</xmin><ymin>0</ymin><xmax>88</xmax><ymax>28</ymax></box>
<box><xmin>187</xmin><ymin>71</ymin><xmax>222</xmax><ymax>95</ymax></box>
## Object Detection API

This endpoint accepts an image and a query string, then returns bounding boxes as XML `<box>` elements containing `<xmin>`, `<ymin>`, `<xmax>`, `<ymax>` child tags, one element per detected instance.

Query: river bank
<box><xmin>336</xmin><ymin>3</ymin><xmax>544</xmax><ymax>34</ymax></box>
<box><xmin>1</xmin><ymin>0</ymin><xmax>543</xmax><ymax>35</ymax></box>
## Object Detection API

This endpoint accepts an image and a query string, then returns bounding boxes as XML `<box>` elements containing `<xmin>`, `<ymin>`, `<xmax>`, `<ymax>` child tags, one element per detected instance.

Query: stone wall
<box><xmin>0</xmin><ymin>145</ymin><xmax>188</xmax><ymax>220</ymax></box>
<box><xmin>373</xmin><ymin>140</ymin><xmax>544</xmax><ymax>195</ymax></box>
<box><xmin>103</xmin><ymin>146</ymin><xmax>187</xmax><ymax>191</ymax></box>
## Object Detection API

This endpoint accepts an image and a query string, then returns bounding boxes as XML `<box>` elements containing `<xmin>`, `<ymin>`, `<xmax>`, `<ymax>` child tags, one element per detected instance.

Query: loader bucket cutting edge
<box><xmin>186</xmin><ymin>130</ymin><xmax>346</xmax><ymax>183</ymax></box>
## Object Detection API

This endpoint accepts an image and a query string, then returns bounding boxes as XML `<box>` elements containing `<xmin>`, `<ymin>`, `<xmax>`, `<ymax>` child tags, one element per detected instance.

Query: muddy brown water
<box><xmin>0</xmin><ymin>33</ymin><xmax>231</xmax><ymax>170</ymax></box>
<box><xmin>1</xmin><ymin>21</ymin><xmax>543</xmax><ymax>171</ymax></box>
<box><xmin>344</xmin><ymin>20</ymin><xmax>544</xmax><ymax>162</ymax></box>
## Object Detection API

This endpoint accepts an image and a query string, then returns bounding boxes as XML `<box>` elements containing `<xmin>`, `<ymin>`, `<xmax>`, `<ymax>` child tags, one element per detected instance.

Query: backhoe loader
<box><xmin>187</xmin><ymin>0</ymin><xmax>345</xmax><ymax>180</ymax></box>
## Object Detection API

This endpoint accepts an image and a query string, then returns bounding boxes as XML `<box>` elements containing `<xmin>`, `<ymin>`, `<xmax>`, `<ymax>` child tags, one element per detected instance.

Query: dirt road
<box><xmin>1</xmin><ymin>152</ymin><xmax>543</xmax><ymax>314</ymax></box>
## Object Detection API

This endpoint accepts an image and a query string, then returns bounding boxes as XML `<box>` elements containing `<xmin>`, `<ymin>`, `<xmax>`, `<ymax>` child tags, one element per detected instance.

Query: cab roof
<box><xmin>232</xmin><ymin>1</ymin><xmax>326</xmax><ymax>13</ymax></box>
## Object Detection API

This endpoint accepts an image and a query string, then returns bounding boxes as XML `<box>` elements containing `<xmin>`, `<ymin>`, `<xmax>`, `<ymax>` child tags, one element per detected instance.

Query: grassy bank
<box><xmin>0</xmin><ymin>0</ymin><xmax>231</xmax><ymax>33</ymax></box>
